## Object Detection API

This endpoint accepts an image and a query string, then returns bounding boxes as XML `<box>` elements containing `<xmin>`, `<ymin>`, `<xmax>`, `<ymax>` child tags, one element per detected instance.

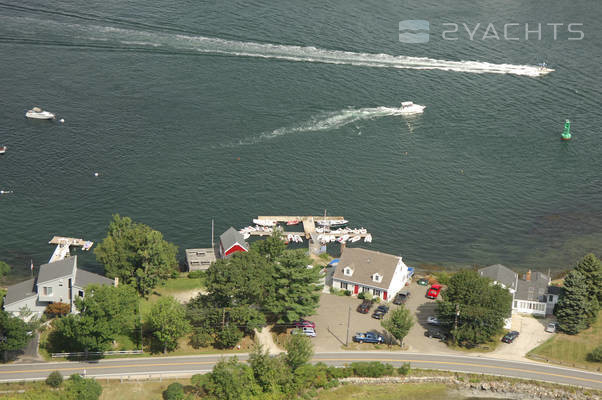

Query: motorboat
<box><xmin>25</xmin><ymin>107</ymin><xmax>56</xmax><ymax>120</ymax></box>
<box><xmin>0</xmin><ymin>145</ymin><xmax>6</xmax><ymax>154</ymax></box>
<box><xmin>400</xmin><ymin>101</ymin><xmax>425</xmax><ymax>114</ymax></box>
<box><xmin>286</xmin><ymin>220</ymin><xmax>301</xmax><ymax>225</ymax></box>
<box><xmin>253</xmin><ymin>218</ymin><xmax>276</xmax><ymax>227</ymax></box>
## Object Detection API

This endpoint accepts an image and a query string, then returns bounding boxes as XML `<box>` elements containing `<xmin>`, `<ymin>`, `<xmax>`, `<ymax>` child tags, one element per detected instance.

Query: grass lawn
<box><xmin>99</xmin><ymin>379</ymin><xmax>191</xmax><ymax>400</ymax></box>
<box><xmin>527</xmin><ymin>312</ymin><xmax>602</xmax><ymax>370</ymax></box>
<box><xmin>139</xmin><ymin>275</ymin><xmax>205</xmax><ymax>321</ymax></box>
<box><xmin>317</xmin><ymin>383</ymin><xmax>452</xmax><ymax>400</ymax></box>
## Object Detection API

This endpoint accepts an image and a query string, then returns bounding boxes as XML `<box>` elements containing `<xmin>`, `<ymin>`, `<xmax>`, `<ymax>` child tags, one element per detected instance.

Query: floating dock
<box><xmin>48</xmin><ymin>236</ymin><xmax>94</xmax><ymax>263</ymax></box>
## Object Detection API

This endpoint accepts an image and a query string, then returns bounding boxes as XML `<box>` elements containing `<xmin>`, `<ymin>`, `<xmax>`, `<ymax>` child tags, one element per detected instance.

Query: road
<box><xmin>0</xmin><ymin>352</ymin><xmax>601</xmax><ymax>389</ymax></box>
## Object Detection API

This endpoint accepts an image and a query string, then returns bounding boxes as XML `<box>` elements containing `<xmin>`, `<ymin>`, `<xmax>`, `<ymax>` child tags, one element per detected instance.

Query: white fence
<box><xmin>51</xmin><ymin>350</ymin><xmax>144</xmax><ymax>358</ymax></box>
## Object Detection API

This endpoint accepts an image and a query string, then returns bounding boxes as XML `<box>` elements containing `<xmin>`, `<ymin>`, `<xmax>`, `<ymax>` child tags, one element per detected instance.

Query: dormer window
<box><xmin>343</xmin><ymin>267</ymin><xmax>353</xmax><ymax>276</ymax></box>
<box><xmin>372</xmin><ymin>273</ymin><xmax>382</xmax><ymax>283</ymax></box>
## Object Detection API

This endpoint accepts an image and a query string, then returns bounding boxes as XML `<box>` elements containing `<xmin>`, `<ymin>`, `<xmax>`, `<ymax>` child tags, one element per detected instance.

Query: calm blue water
<box><xmin>0</xmin><ymin>1</ymin><xmax>601</xmax><ymax>281</ymax></box>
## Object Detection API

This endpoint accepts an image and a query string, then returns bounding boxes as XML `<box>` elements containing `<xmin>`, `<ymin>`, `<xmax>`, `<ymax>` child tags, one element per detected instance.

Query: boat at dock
<box><xmin>400</xmin><ymin>101</ymin><xmax>425</xmax><ymax>114</ymax></box>
<box><xmin>253</xmin><ymin>218</ymin><xmax>276</xmax><ymax>227</ymax></box>
<box><xmin>26</xmin><ymin>107</ymin><xmax>56</xmax><ymax>120</ymax></box>
<box><xmin>286</xmin><ymin>220</ymin><xmax>301</xmax><ymax>225</ymax></box>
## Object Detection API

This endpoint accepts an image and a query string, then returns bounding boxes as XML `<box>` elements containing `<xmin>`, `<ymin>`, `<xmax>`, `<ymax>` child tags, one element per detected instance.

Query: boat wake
<box><xmin>0</xmin><ymin>14</ymin><xmax>552</xmax><ymax>77</ymax></box>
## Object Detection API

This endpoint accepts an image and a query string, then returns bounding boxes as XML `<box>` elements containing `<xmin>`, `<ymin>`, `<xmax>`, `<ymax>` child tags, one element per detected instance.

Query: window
<box><xmin>513</xmin><ymin>301</ymin><xmax>517</xmax><ymax>308</ymax></box>
<box><xmin>340</xmin><ymin>282</ymin><xmax>348</xmax><ymax>290</ymax></box>
<box><xmin>373</xmin><ymin>289</ymin><xmax>381</xmax><ymax>297</ymax></box>
<box><xmin>362</xmin><ymin>287</ymin><xmax>369</xmax><ymax>293</ymax></box>
<box><xmin>59</xmin><ymin>280</ymin><xmax>63</xmax><ymax>287</ymax></box>
<box><xmin>78</xmin><ymin>290</ymin><xmax>84</xmax><ymax>297</ymax></box>
<box><xmin>548</xmin><ymin>295</ymin><xmax>553</xmax><ymax>302</ymax></box>
<box><xmin>372</xmin><ymin>273</ymin><xmax>382</xmax><ymax>283</ymax></box>
<box><xmin>344</xmin><ymin>267</ymin><xmax>353</xmax><ymax>276</ymax></box>
<box><xmin>43</xmin><ymin>286</ymin><xmax>53</xmax><ymax>296</ymax></box>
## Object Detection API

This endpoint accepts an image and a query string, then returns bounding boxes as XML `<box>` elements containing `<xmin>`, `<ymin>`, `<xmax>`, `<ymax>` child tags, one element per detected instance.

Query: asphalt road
<box><xmin>0</xmin><ymin>352</ymin><xmax>600</xmax><ymax>390</ymax></box>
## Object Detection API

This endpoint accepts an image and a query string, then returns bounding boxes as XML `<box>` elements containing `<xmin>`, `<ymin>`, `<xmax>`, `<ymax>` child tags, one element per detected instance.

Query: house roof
<box><xmin>547</xmin><ymin>285</ymin><xmax>563</xmax><ymax>295</ymax></box>
<box><xmin>515</xmin><ymin>271</ymin><xmax>550</xmax><ymax>301</ymax></box>
<box><xmin>478</xmin><ymin>264</ymin><xmax>517</xmax><ymax>290</ymax></box>
<box><xmin>37</xmin><ymin>256</ymin><xmax>76</xmax><ymax>284</ymax></box>
<box><xmin>3</xmin><ymin>278</ymin><xmax>37</xmax><ymax>306</ymax></box>
<box><xmin>333</xmin><ymin>247</ymin><xmax>402</xmax><ymax>290</ymax></box>
<box><xmin>186</xmin><ymin>248</ymin><xmax>216</xmax><ymax>265</ymax></box>
<box><xmin>74</xmin><ymin>269</ymin><xmax>114</xmax><ymax>289</ymax></box>
<box><xmin>220</xmin><ymin>227</ymin><xmax>248</xmax><ymax>252</ymax></box>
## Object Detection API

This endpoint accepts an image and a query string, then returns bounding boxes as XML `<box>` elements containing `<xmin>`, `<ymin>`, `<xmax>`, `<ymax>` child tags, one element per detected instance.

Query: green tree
<box><xmin>0</xmin><ymin>261</ymin><xmax>10</xmax><ymax>281</ymax></box>
<box><xmin>0</xmin><ymin>310</ymin><xmax>30</xmax><ymax>362</ymax></box>
<box><xmin>94</xmin><ymin>215</ymin><xmax>178</xmax><ymax>296</ymax></box>
<box><xmin>148</xmin><ymin>296</ymin><xmax>191</xmax><ymax>353</ymax></box>
<box><xmin>249</xmin><ymin>343</ymin><xmax>292</xmax><ymax>392</ymax></box>
<box><xmin>45</xmin><ymin>371</ymin><xmax>63</xmax><ymax>388</ymax></box>
<box><xmin>436</xmin><ymin>269</ymin><xmax>512</xmax><ymax>347</ymax></box>
<box><xmin>263</xmin><ymin>250</ymin><xmax>322</xmax><ymax>323</ymax></box>
<box><xmin>588</xmin><ymin>345</ymin><xmax>602</xmax><ymax>362</ymax></box>
<box><xmin>575</xmin><ymin>253</ymin><xmax>602</xmax><ymax>320</ymax></box>
<box><xmin>200</xmin><ymin>358</ymin><xmax>261</xmax><ymax>400</ymax></box>
<box><xmin>163</xmin><ymin>382</ymin><xmax>185</xmax><ymax>400</ymax></box>
<box><xmin>284</xmin><ymin>333</ymin><xmax>314</xmax><ymax>370</ymax></box>
<box><xmin>214</xmin><ymin>324</ymin><xmax>243</xmax><ymax>349</ymax></box>
<box><xmin>54</xmin><ymin>284</ymin><xmax>139</xmax><ymax>352</ymax></box>
<box><xmin>65</xmin><ymin>374</ymin><xmax>102</xmax><ymax>400</ymax></box>
<box><xmin>252</xmin><ymin>230</ymin><xmax>286</xmax><ymax>261</ymax></box>
<box><xmin>556</xmin><ymin>270</ymin><xmax>591</xmax><ymax>334</ymax></box>
<box><xmin>381</xmin><ymin>306</ymin><xmax>414</xmax><ymax>346</ymax></box>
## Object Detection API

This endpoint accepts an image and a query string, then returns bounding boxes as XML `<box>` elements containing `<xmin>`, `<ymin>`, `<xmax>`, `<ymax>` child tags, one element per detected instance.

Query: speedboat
<box><xmin>0</xmin><ymin>145</ymin><xmax>6</xmax><ymax>154</ymax></box>
<box><xmin>26</xmin><ymin>107</ymin><xmax>56</xmax><ymax>120</ymax></box>
<box><xmin>400</xmin><ymin>101</ymin><xmax>425</xmax><ymax>114</ymax></box>
<box><xmin>253</xmin><ymin>219</ymin><xmax>276</xmax><ymax>227</ymax></box>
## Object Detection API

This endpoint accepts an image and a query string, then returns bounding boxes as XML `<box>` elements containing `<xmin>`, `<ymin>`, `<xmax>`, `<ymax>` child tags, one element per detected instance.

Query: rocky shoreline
<box><xmin>340</xmin><ymin>376</ymin><xmax>600</xmax><ymax>400</ymax></box>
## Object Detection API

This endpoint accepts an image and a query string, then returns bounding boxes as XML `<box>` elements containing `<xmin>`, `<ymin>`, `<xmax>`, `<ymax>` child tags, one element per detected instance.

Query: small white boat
<box><xmin>26</xmin><ymin>107</ymin><xmax>56</xmax><ymax>120</ymax></box>
<box><xmin>350</xmin><ymin>235</ymin><xmax>362</xmax><ymax>243</ymax></box>
<box><xmin>0</xmin><ymin>145</ymin><xmax>6</xmax><ymax>154</ymax></box>
<box><xmin>364</xmin><ymin>234</ymin><xmax>372</xmax><ymax>243</ymax></box>
<box><xmin>243</xmin><ymin>232</ymin><xmax>251</xmax><ymax>239</ymax></box>
<box><xmin>253</xmin><ymin>219</ymin><xmax>276</xmax><ymax>227</ymax></box>
<box><xmin>400</xmin><ymin>101</ymin><xmax>425</xmax><ymax>114</ymax></box>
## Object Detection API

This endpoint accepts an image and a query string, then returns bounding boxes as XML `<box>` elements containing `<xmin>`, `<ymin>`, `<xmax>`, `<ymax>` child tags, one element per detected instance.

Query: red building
<box><xmin>219</xmin><ymin>227</ymin><xmax>249</xmax><ymax>258</ymax></box>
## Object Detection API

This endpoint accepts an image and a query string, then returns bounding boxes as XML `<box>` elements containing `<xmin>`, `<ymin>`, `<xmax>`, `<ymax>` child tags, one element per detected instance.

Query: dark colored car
<box><xmin>371</xmin><ymin>305</ymin><xmax>389</xmax><ymax>319</ymax></box>
<box><xmin>424</xmin><ymin>329</ymin><xmax>447</xmax><ymax>340</ymax></box>
<box><xmin>392</xmin><ymin>292</ymin><xmax>410</xmax><ymax>305</ymax></box>
<box><xmin>353</xmin><ymin>332</ymin><xmax>384</xmax><ymax>344</ymax></box>
<box><xmin>502</xmin><ymin>331</ymin><xmax>520</xmax><ymax>343</ymax></box>
<box><xmin>357</xmin><ymin>300</ymin><xmax>372</xmax><ymax>314</ymax></box>
<box><xmin>293</xmin><ymin>319</ymin><xmax>316</xmax><ymax>329</ymax></box>
<box><xmin>426</xmin><ymin>284</ymin><xmax>442</xmax><ymax>299</ymax></box>
<box><xmin>417</xmin><ymin>278</ymin><xmax>429</xmax><ymax>286</ymax></box>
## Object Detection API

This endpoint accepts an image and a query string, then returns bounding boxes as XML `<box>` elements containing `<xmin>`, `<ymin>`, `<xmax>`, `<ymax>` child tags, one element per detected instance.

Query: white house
<box><xmin>2</xmin><ymin>256</ymin><xmax>115</xmax><ymax>319</ymax></box>
<box><xmin>332</xmin><ymin>247</ymin><xmax>410</xmax><ymax>301</ymax></box>
<box><xmin>479</xmin><ymin>265</ymin><xmax>562</xmax><ymax>316</ymax></box>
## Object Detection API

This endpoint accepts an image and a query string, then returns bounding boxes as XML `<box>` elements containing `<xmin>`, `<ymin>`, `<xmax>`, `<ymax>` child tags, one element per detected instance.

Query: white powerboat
<box><xmin>26</xmin><ymin>107</ymin><xmax>56</xmax><ymax>120</ymax></box>
<box><xmin>400</xmin><ymin>101</ymin><xmax>425</xmax><ymax>114</ymax></box>
<box><xmin>0</xmin><ymin>145</ymin><xmax>6</xmax><ymax>154</ymax></box>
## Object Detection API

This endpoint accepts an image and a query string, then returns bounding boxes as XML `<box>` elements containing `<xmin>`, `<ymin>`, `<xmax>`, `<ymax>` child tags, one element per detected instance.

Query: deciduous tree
<box><xmin>284</xmin><ymin>333</ymin><xmax>314</xmax><ymax>370</ymax></box>
<box><xmin>148</xmin><ymin>296</ymin><xmax>191</xmax><ymax>353</ymax></box>
<box><xmin>0</xmin><ymin>310</ymin><xmax>30</xmax><ymax>362</ymax></box>
<box><xmin>381</xmin><ymin>306</ymin><xmax>414</xmax><ymax>346</ymax></box>
<box><xmin>94</xmin><ymin>215</ymin><xmax>178</xmax><ymax>296</ymax></box>
<box><xmin>252</xmin><ymin>230</ymin><xmax>286</xmax><ymax>261</ymax></box>
<box><xmin>65</xmin><ymin>374</ymin><xmax>102</xmax><ymax>400</ymax></box>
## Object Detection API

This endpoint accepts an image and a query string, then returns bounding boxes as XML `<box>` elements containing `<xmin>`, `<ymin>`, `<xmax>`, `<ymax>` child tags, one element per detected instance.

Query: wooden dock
<box><xmin>252</xmin><ymin>216</ymin><xmax>370</xmax><ymax>240</ymax></box>
<box><xmin>48</xmin><ymin>236</ymin><xmax>94</xmax><ymax>263</ymax></box>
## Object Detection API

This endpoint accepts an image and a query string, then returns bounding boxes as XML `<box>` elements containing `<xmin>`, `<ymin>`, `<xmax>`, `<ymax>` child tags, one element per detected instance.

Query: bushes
<box><xmin>190</xmin><ymin>328</ymin><xmax>214</xmax><ymax>348</ymax></box>
<box><xmin>398</xmin><ymin>362</ymin><xmax>411</xmax><ymax>376</ymax></box>
<box><xmin>65</xmin><ymin>374</ymin><xmax>102</xmax><ymax>400</ymax></box>
<box><xmin>214</xmin><ymin>324</ymin><xmax>243</xmax><ymax>349</ymax></box>
<box><xmin>344</xmin><ymin>290</ymin><xmax>351</xmax><ymax>296</ymax></box>
<box><xmin>188</xmin><ymin>270</ymin><xmax>204</xmax><ymax>279</ymax></box>
<box><xmin>45</xmin><ymin>371</ymin><xmax>63</xmax><ymax>388</ymax></box>
<box><xmin>45</xmin><ymin>302</ymin><xmax>70</xmax><ymax>317</ymax></box>
<box><xmin>163</xmin><ymin>382</ymin><xmax>185</xmax><ymax>400</ymax></box>
<box><xmin>357</xmin><ymin>292</ymin><xmax>365</xmax><ymax>300</ymax></box>
<box><xmin>350</xmin><ymin>361</ymin><xmax>394</xmax><ymax>377</ymax></box>
<box><xmin>588</xmin><ymin>345</ymin><xmax>602</xmax><ymax>362</ymax></box>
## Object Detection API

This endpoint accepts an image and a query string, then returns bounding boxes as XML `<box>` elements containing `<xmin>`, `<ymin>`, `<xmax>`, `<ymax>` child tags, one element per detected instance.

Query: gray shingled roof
<box><xmin>37</xmin><ymin>257</ymin><xmax>76</xmax><ymax>284</ymax></box>
<box><xmin>478</xmin><ymin>264</ymin><xmax>517</xmax><ymax>290</ymax></box>
<box><xmin>547</xmin><ymin>285</ymin><xmax>563</xmax><ymax>295</ymax></box>
<box><xmin>74</xmin><ymin>269</ymin><xmax>114</xmax><ymax>289</ymax></box>
<box><xmin>3</xmin><ymin>278</ymin><xmax>36</xmax><ymax>306</ymax></box>
<box><xmin>333</xmin><ymin>247</ymin><xmax>400</xmax><ymax>289</ymax></box>
<box><xmin>220</xmin><ymin>227</ymin><xmax>249</xmax><ymax>252</ymax></box>
<box><xmin>515</xmin><ymin>271</ymin><xmax>550</xmax><ymax>301</ymax></box>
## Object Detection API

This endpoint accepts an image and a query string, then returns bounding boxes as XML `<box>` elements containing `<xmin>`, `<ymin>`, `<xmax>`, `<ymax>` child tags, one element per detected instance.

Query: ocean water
<box><xmin>0</xmin><ymin>0</ymin><xmax>601</xmax><ymax>281</ymax></box>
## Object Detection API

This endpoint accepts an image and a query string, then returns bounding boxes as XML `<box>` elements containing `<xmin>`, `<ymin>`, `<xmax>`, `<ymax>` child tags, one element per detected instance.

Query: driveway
<box><xmin>485</xmin><ymin>314</ymin><xmax>555</xmax><ymax>361</ymax></box>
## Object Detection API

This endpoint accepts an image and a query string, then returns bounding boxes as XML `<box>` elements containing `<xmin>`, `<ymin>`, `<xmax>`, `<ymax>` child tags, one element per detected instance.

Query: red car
<box><xmin>293</xmin><ymin>319</ymin><xmax>316</xmax><ymax>329</ymax></box>
<box><xmin>426</xmin><ymin>284</ymin><xmax>442</xmax><ymax>299</ymax></box>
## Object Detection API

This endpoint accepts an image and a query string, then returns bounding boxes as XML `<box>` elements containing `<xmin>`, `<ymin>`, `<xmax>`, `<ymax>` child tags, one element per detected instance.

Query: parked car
<box><xmin>502</xmin><ymin>331</ymin><xmax>519</xmax><ymax>343</ymax></box>
<box><xmin>371</xmin><ymin>305</ymin><xmax>390</xmax><ymax>319</ymax></box>
<box><xmin>424</xmin><ymin>329</ymin><xmax>447</xmax><ymax>340</ymax></box>
<box><xmin>353</xmin><ymin>332</ymin><xmax>384</xmax><ymax>344</ymax></box>
<box><xmin>293</xmin><ymin>319</ymin><xmax>316</xmax><ymax>329</ymax></box>
<box><xmin>417</xmin><ymin>278</ymin><xmax>429</xmax><ymax>286</ymax></box>
<box><xmin>427</xmin><ymin>316</ymin><xmax>440</xmax><ymax>325</ymax></box>
<box><xmin>292</xmin><ymin>327</ymin><xmax>316</xmax><ymax>337</ymax></box>
<box><xmin>426</xmin><ymin>284</ymin><xmax>442</xmax><ymax>299</ymax></box>
<box><xmin>545</xmin><ymin>322</ymin><xmax>558</xmax><ymax>333</ymax></box>
<box><xmin>392</xmin><ymin>292</ymin><xmax>410</xmax><ymax>305</ymax></box>
<box><xmin>357</xmin><ymin>299</ymin><xmax>372</xmax><ymax>314</ymax></box>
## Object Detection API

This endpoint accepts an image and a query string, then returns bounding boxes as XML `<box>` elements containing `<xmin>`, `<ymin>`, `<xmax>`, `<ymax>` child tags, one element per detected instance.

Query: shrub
<box><xmin>344</xmin><ymin>290</ymin><xmax>351</xmax><ymax>296</ymax></box>
<box><xmin>214</xmin><ymin>324</ymin><xmax>243</xmax><ymax>349</ymax></box>
<box><xmin>45</xmin><ymin>302</ymin><xmax>70</xmax><ymax>317</ymax></box>
<box><xmin>188</xmin><ymin>270</ymin><xmax>203</xmax><ymax>279</ymax></box>
<box><xmin>357</xmin><ymin>292</ymin><xmax>365</xmax><ymax>300</ymax></box>
<box><xmin>398</xmin><ymin>362</ymin><xmax>411</xmax><ymax>376</ymax></box>
<box><xmin>45</xmin><ymin>371</ymin><xmax>63</xmax><ymax>388</ymax></box>
<box><xmin>363</xmin><ymin>292</ymin><xmax>373</xmax><ymax>301</ymax></box>
<box><xmin>326</xmin><ymin>366</ymin><xmax>352</xmax><ymax>379</ymax></box>
<box><xmin>350</xmin><ymin>362</ymin><xmax>394</xmax><ymax>377</ymax></box>
<box><xmin>65</xmin><ymin>374</ymin><xmax>102</xmax><ymax>400</ymax></box>
<box><xmin>190</xmin><ymin>329</ymin><xmax>214</xmax><ymax>348</ymax></box>
<box><xmin>163</xmin><ymin>382</ymin><xmax>185</xmax><ymax>400</ymax></box>
<box><xmin>373</xmin><ymin>296</ymin><xmax>381</xmax><ymax>303</ymax></box>
<box><xmin>319</xmin><ymin>253</ymin><xmax>330</xmax><ymax>260</ymax></box>
<box><xmin>588</xmin><ymin>345</ymin><xmax>602</xmax><ymax>362</ymax></box>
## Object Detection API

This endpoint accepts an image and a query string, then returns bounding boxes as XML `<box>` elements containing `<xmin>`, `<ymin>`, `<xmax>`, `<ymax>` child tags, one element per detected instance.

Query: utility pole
<box><xmin>345</xmin><ymin>305</ymin><xmax>351</xmax><ymax>347</ymax></box>
<box><xmin>453</xmin><ymin>304</ymin><xmax>460</xmax><ymax>342</ymax></box>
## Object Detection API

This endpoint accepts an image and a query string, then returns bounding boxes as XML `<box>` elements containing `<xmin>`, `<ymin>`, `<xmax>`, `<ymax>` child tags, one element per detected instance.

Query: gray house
<box><xmin>2</xmin><ymin>256</ymin><xmax>115</xmax><ymax>320</ymax></box>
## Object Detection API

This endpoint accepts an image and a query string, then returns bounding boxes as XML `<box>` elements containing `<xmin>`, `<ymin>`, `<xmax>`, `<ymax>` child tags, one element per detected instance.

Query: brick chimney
<box><xmin>525</xmin><ymin>269</ymin><xmax>531</xmax><ymax>281</ymax></box>
<box><xmin>114</xmin><ymin>277</ymin><xmax>119</xmax><ymax>287</ymax></box>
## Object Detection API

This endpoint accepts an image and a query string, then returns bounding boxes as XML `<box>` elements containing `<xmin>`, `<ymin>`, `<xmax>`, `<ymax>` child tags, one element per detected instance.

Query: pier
<box><xmin>48</xmin><ymin>236</ymin><xmax>94</xmax><ymax>263</ymax></box>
